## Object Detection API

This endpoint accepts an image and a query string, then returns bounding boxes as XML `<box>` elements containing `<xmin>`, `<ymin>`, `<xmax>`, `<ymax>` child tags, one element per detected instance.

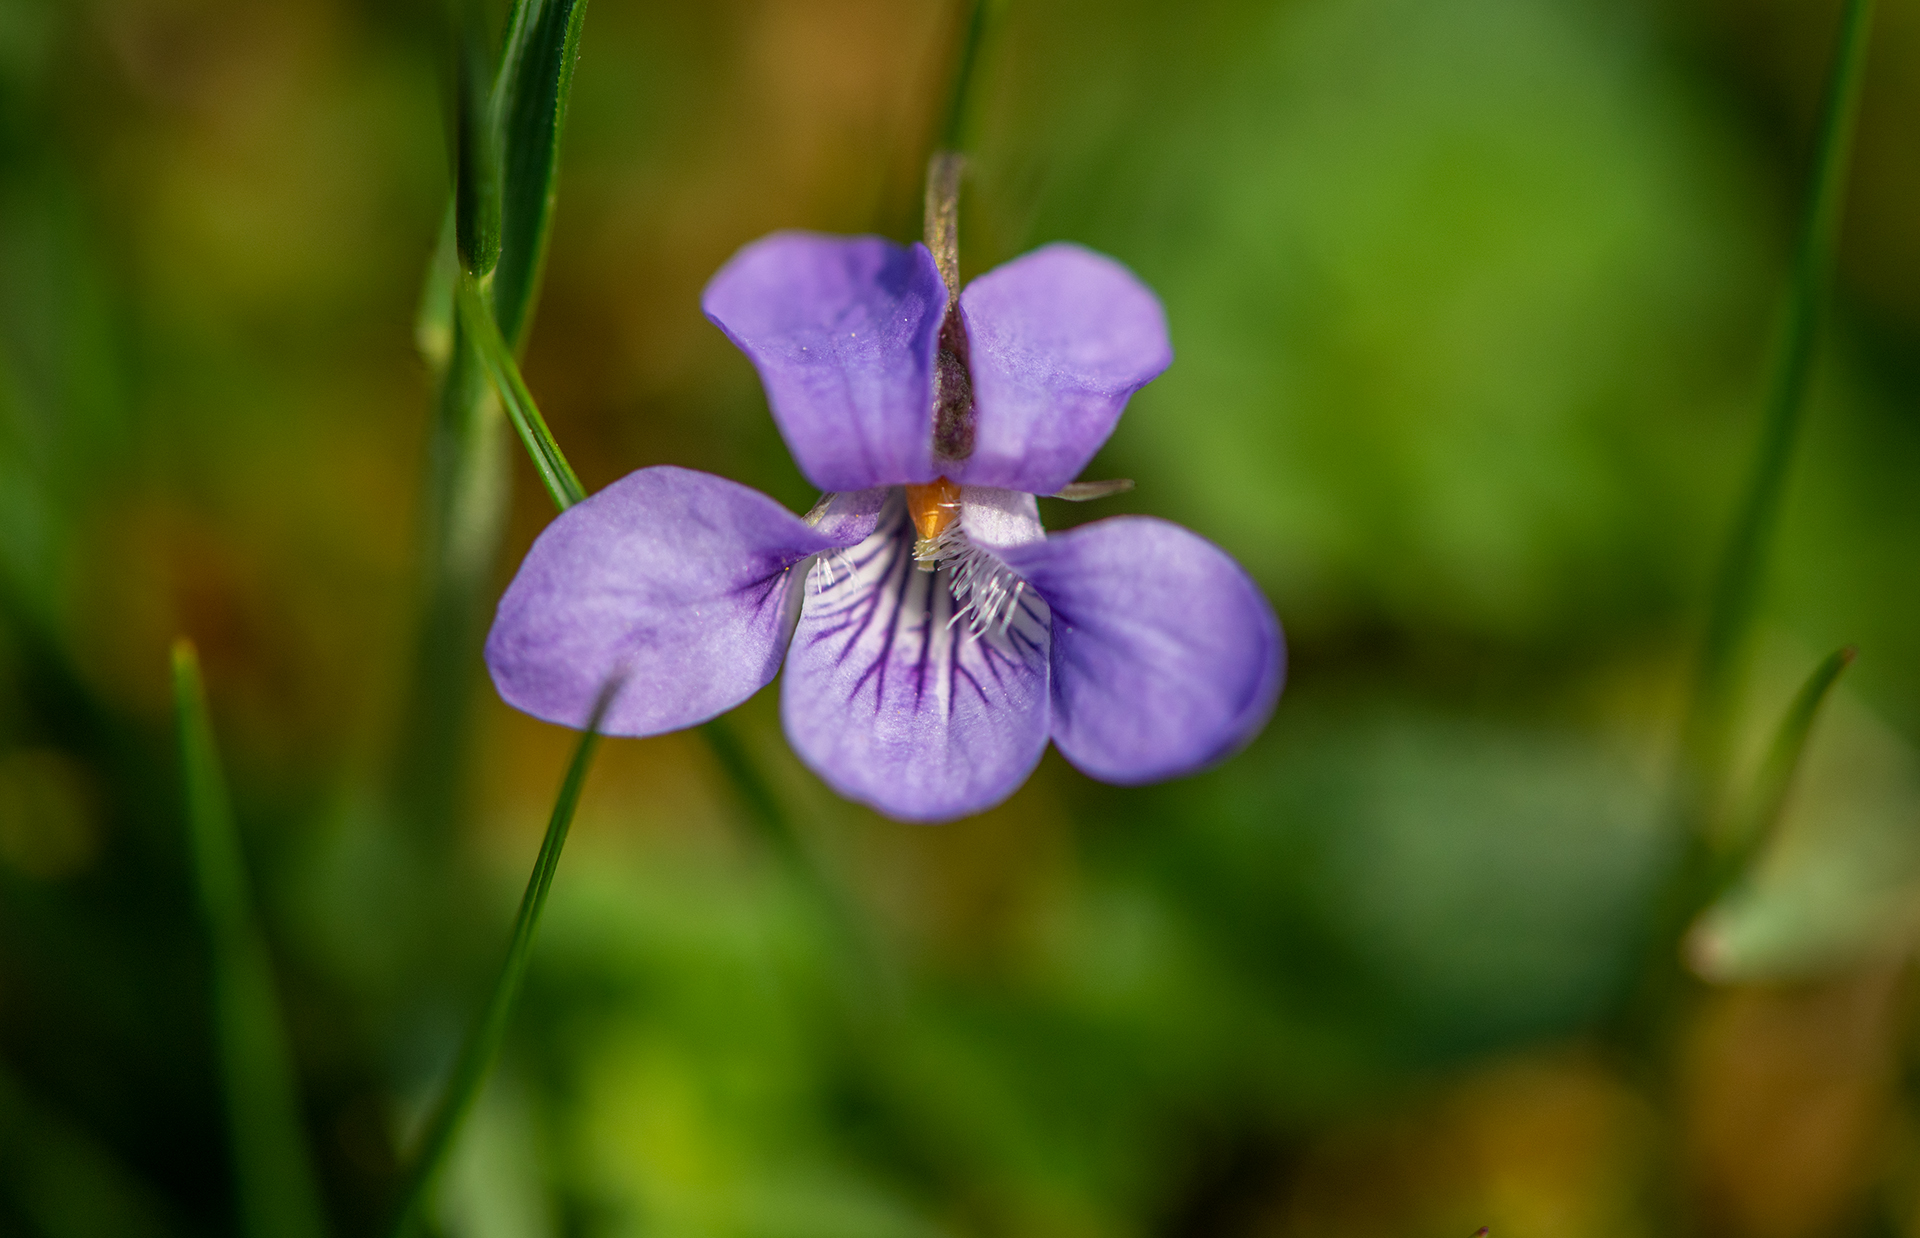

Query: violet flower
<box><xmin>484</xmin><ymin>231</ymin><xmax>1283</xmax><ymax>822</ymax></box>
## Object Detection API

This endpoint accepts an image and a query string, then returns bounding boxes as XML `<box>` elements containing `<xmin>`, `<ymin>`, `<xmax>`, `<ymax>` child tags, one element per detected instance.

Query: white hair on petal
<box><xmin>807</xmin><ymin>491</ymin><xmax>1038</xmax><ymax>638</ymax></box>
<box><xmin>919</xmin><ymin>527</ymin><xmax>1028</xmax><ymax>637</ymax></box>
<box><xmin>809</xmin><ymin>547</ymin><xmax>857</xmax><ymax>595</ymax></box>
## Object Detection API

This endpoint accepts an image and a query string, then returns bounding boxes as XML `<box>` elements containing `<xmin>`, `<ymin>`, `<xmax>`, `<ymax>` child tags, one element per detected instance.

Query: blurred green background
<box><xmin>4</xmin><ymin>0</ymin><xmax>1920</xmax><ymax>1235</ymax></box>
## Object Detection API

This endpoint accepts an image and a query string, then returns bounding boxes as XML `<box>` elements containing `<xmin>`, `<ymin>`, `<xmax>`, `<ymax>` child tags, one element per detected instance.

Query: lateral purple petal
<box><xmin>485</xmin><ymin>466</ymin><xmax>868</xmax><ymax>738</ymax></box>
<box><xmin>782</xmin><ymin>498</ymin><xmax>1051</xmax><ymax>822</ymax></box>
<box><xmin>999</xmin><ymin>517</ymin><xmax>1282</xmax><ymax>784</ymax></box>
<box><xmin>703</xmin><ymin>232</ymin><xmax>944</xmax><ymax>490</ymax></box>
<box><xmin>951</xmin><ymin>243</ymin><xmax>1172</xmax><ymax>495</ymax></box>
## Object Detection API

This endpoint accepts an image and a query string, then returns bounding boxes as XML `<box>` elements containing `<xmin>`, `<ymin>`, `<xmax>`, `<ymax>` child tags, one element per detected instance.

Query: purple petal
<box><xmin>782</xmin><ymin>495</ymin><xmax>1051</xmax><ymax>822</ymax></box>
<box><xmin>703</xmin><ymin>232</ymin><xmax>944</xmax><ymax>490</ymax></box>
<box><xmin>950</xmin><ymin>243</ymin><xmax>1172</xmax><ymax>494</ymax></box>
<box><xmin>485</xmin><ymin>467</ymin><xmax>875</xmax><ymax>738</ymax></box>
<box><xmin>999</xmin><ymin>517</ymin><xmax>1282</xmax><ymax>784</ymax></box>
<box><xmin>806</xmin><ymin>487</ymin><xmax>894</xmax><ymax>543</ymax></box>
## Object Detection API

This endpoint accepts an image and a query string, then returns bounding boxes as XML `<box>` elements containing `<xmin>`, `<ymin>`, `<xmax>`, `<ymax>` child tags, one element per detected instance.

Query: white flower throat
<box><xmin>811</xmin><ymin>485</ymin><xmax>1032</xmax><ymax>639</ymax></box>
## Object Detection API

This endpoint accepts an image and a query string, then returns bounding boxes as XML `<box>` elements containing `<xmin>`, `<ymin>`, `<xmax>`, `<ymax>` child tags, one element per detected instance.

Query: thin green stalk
<box><xmin>1680</xmin><ymin>0</ymin><xmax>1875</xmax><ymax>813</ymax></box>
<box><xmin>394</xmin><ymin>325</ymin><xmax>510</xmax><ymax>848</ymax></box>
<box><xmin>382</xmin><ymin>678</ymin><xmax>618</xmax><ymax>1238</ymax></box>
<box><xmin>171</xmin><ymin>640</ymin><xmax>328</xmax><ymax>1238</ymax></box>
<box><xmin>457</xmin><ymin>274</ymin><xmax>585</xmax><ymax>510</ymax></box>
<box><xmin>937</xmin><ymin>0</ymin><xmax>998</xmax><ymax>153</ymax></box>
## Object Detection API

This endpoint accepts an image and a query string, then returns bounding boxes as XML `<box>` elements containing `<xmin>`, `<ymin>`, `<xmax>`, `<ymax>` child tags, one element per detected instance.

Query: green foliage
<box><xmin>172</xmin><ymin>641</ymin><xmax>328</xmax><ymax>1238</ymax></box>
<box><xmin>1683</xmin><ymin>0</ymin><xmax>1877</xmax><ymax>812</ymax></box>
<box><xmin>3</xmin><ymin>0</ymin><xmax>1919</xmax><ymax>1234</ymax></box>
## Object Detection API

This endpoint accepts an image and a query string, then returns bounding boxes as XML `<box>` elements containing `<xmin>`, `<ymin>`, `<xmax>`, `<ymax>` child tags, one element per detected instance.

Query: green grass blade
<box><xmin>490</xmin><ymin>0</ymin><xmax>591</xmax><ymax>348</ymax></box>
<box><xmin>381</xmin><ymin>677</ymin><xmax>618</xmax><ymax>1238</ymax></box>
<box><xmin>170</xmin><ymin>640</ymin><xmax>329</xmax><ymax>1238</ymax></box>
<box><xmin>1680</xmin><ymin>0</ymin><xmax>1875</xmax><ymax>806</ymax></box>
<box><xmin>1708</xmin><ymin>646</ymin><xmax>1855</xmax><ymax>901</ymax></box>
<box><xmin>388</xmin><ymin>0</ymin><xmax>594</xmax><ymax>923</ymax></box>
<box><xmin>454</xmin><ymin>8</ymin><xmax>502</xmax><ymax>278</ymax></box>
<box><xmin>387</xmin><ymin>0</ymin><xmax>593</xmax><ymax>894</ymax></box>
<box><xmin>457</xmin><ymin>274</ymin><xmax>584</xmax><ymax>510</ymax></box>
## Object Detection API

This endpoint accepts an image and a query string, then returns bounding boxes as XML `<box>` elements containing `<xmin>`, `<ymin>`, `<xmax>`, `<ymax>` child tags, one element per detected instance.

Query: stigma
<box><xmin>905</xmin><ymin>478</ymin><xmax>962</xmax><ymax>571</ymax></box>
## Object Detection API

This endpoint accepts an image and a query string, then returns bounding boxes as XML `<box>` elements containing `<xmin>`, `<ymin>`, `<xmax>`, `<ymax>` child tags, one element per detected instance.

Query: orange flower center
<box><xmin>905</xmin><ymin>477</ymin><xmax>962</xmax><ymax>544</ymax></box>
<box><xmin>905</xmin><ymin>478</ymin><xmax>962</xmax><ymax>569</ymax></box>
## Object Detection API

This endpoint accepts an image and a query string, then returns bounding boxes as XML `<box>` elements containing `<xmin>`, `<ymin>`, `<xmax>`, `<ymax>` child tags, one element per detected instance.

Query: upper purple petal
<box><xmin>485</xmin><ymin>467</ymin><xmax>876</xmax><ymax>738</ymax></box>
<box><xmin>949</xmin><ymin>243</ymin><xmax>1172</xmax><ymax>494</ymax></box>
<box><xmin>782</xmin><ymin>494</ymin><xmax>1051</xmax><ymax>822</ymax></box>
<box><xmin>703</xmin><ymin>232</ymin><xmax>944</xmax><ymax>490</ymax></box>
<box><xmin>999</xmin><ymin>516</ymin><xmax>1282</xmax><ymax>784</ymax></box>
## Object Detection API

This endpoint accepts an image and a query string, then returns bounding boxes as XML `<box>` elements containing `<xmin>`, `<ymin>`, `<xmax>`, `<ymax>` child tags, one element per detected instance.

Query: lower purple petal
<box><xmin>485</xmin><ymin>467</ymin><xmax>870</xmax><ymax>738</ymax></box>
<box><xmin>999</xmin><ymin>517</ymin><xmax>1282</xmax><ymax>784</ymax></box>
<box><xmin>782</xmin><ymin>494</ymin><xmax>1051</xmax><ymax>822</ymax></box>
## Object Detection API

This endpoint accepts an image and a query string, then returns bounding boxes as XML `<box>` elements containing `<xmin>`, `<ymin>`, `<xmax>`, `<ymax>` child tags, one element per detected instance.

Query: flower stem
<box><xmin>394</xmin><ymin>324</ymin><xmax>511</xmax><ymax>848</ymax></box>
<box><xmin>1678</xmin><ymin>0</ymin><xmax>1875</xmax><ymax>819</ymax></box>
<box><xmin>924</xmin><ymin>150</ymin><xmax>977</xmax><ymax>464</ymax></box>
<box><xmin>172</xmin><ymin>640</ymin><xmax>330</xmax><ymax>1238</ymax></box>
<box><xmin>924</xmin><ymin>151</ymin><xmax>965</xmax><ymax>307</ymax></box>
<box><xmin>381</xmin><ymin>678</ymin><xmax>618</xmax><ymax>1238</ymax></box>
<box><xmin>936</xmin><ymin>0</ymin><xmax>997</xmax><ymax>154</ymax></box>
<box><xmin>458</xmin><ymin>274</ymin><xmax>586</xmax><ymax>511</ymax></box>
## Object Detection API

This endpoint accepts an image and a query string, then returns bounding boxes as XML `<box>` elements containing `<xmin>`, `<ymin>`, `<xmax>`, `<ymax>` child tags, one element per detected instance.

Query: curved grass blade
<box><xmin>491</xmin><ymin>0</ymin><xmax>591</xmax><ymax>349</ymax></box>
<box><xmin>381</xmin><ymin>676</ymin><xmax>620</xmax><ymax>1238</ymax></box>
<box><xmin>1706</xmin><ymin>646</ymin><xmax>1855</xmax><ymax>902</ymax></box>
<box><xmin>171</xmin><ymin>640</ymin><xmax>329</xmax><ymax>1238</ymax></box>
<box><xmin>1680</xmin><ymin>0</ymin><xmax>1876</xmax><ymax>809</ymax></box>
<box><xmin>457</xmin><ymin>274</ymin><xmax>584</xmax><ymax>511</ymax></box>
